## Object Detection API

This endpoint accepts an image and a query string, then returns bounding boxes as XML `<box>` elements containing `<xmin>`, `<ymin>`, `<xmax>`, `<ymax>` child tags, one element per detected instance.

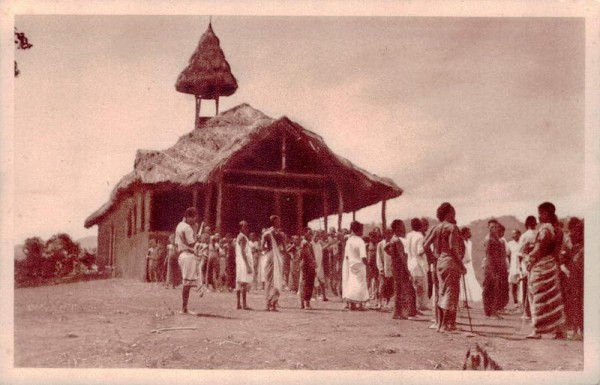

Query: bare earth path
<box><xmin>14</xmin><ymin>278</ymin><xmax>583</xmax><ymax>370</ymax></box>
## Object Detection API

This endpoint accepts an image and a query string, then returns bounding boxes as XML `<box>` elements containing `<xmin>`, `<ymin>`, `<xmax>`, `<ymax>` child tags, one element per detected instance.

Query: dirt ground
<box><xmin>13</xmin><ymin>278</ymin><xmax>583</xmax><ymax>370</ymax></box>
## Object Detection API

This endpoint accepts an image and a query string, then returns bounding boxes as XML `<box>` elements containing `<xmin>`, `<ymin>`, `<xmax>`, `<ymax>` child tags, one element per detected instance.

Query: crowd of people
<box><xmin>154</xmin><ymin>201</ymin><xmax>584</xmax><ymax>341</ymax></box>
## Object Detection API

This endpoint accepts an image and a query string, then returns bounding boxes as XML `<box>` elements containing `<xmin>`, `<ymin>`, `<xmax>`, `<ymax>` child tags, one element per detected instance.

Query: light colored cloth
<box><xmin>178</xmin><ymin>251</ymin><xmax>199</xmax><ymax>287</ymax></box>
<box><xmin>406</xmin><ymin>230</ymin><xmax>429</xmax><ymax>309</ymax></box>
<box><xmin>175</xmin><ymin>220</ymin><xmax>195</xmax><ymax>253</ymax></box>
<box><xmin>507</xmin><ymin>239</ymin><xmax>521</xmax><ymax>284</ymax></box>
<box><xmin>460</xmin><ymin>239</ymin><xmax>482</xmax><ymax>303</ymax></box>
<box><xmin>376</xmin><ymin>239</ymin><xmax>392</xmax><ymax>278</ymax></box>
<box><xmin>342</xmin><ymin>234</ymin><xmax>369</xmax><ymax>304</ymax></box>
<box><xmin>235</xmin><ymin>232</ymin><xmax>253</xmax><ymax>284</ymax></box>
<box><xmin>405</xmin><ymin>231</ymin><xmax>427</xmax><ymax>276</ymax></box>
<box><xmin>175</xmin><ymin>220</ymin><xmax>198</xmax><ymax>287</ymax></box>
<box><xmin>257</xmin><ymin>252</ymin><xmax>268</xmax><ymax>283</ymax></box>
<box><xmin>262</xmin><ymin>227</ymin><xmax>284</xmax><ymax>307</ymax></box>
<box><xmin>312</xmin><ymin>240</ymin><xmax>325</xmax><ymax>284</ymax></box>
<box><xmin>518</xmin><ymin>229</ymin><xmax>538</xmax><ymax>275</ymax></box>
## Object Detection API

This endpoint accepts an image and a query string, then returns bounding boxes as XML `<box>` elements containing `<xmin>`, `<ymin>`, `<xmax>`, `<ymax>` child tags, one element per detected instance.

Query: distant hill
<box><xmin>77</xmin><ymin>236</ymin><xmax>98</xmax><ymax>252</ymax></box>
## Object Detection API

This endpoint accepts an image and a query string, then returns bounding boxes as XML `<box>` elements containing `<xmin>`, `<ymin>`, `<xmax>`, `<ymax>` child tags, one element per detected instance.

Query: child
<box><xmin>147</xmin><ymin>239</ymin><xmax>159</xmax><ymax>284</ymax></box>
<box><xmin>165</xmin><ymin>234</ymin><xmax>179</xmax><ymax>289</ymax></box>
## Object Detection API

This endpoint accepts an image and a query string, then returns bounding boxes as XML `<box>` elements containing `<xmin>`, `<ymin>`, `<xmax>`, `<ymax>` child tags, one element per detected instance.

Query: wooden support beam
<box><xmin>146</xmin><ymin>190</ymin><xmax>153</xmax><ymax>231</ymax></box>
<box><xmin>195</xmin><ymin>96</ymin><xmax>201</xmax><ymax>128</ymax></box>
<box><xmin>225</xmin><ymin>169</ymin><xmax>329</xmax><ymax>181</ymax></box>
<box><xmin>335</xmin><ymin>182</ymin><xmax>344</xmax><ymax>231</ymax></box>
<box><xmin>323</xmin><ymin>191</ymin><xmax>328</xmax><ymax>231</ymax></box>
<box><xmin>192</xmin><ymin>188</ymin><xmax>198</xmax><ymax>209</ymax></box>
<box><xmin>224</xmin><ymin>183</ymin><xmax>322</xmax><ymax>196</ymax></box>
<box><xmin>204</xmin><ymin>184</ymin><xmax>213</xmax><ymax>226</ymax></box>
<box><xmin>216</xmin><ymin>178</ymin><xmax>223</xmax><ymax>233</ymax></box>
<box><xmin>381</xmin><ymin>200</ymin><xmax>387</xmax><ymax>232</ymax></box>
<box><xmin>281</xmin><ymin>132</ymin><xmax>287</xmax><ymax>171</ymax></box>
<box><xmin>296</xmin><ymin>194</ymin><xmax>303</xmax><ymax>235</ymax></box>
<box><xmin>215</xmin><ymin>96</ymin><xmax>219</xmax><ymax>115</ymax></box>
<box><xmin>274</xmin><ymin>192</ymin><xmax>282</xmax><ymax>222</ymax></box>
<box><xmin>352</xmin><ymin>211</ymin><xmax>356</xmax><ymax>222</ymax></box>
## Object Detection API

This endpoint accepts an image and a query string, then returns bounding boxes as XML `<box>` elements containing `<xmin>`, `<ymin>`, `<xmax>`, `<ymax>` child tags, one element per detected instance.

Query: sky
<box><xmin>12</xmin><ymin>15</ymin><xmax>585</xmax><ymax>243</ymax></box>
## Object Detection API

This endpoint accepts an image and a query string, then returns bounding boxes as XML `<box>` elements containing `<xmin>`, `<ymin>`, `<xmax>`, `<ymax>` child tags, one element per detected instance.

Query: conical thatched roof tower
<box><xmin>176</xmin><ymin>22</ymin><xmax>238</xmax><ymax>128</ymax></box>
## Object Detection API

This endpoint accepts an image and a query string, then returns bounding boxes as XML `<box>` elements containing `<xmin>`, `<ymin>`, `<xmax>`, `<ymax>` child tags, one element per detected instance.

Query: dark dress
<box><xmin>385</xmin><ymin>235</ymin><xmax>417</xmax><ymax>318</ymax></box>
<box><xmin>298</xmin><ymin>240</ymin><xmax>317</xmax><ymax>302</ymax></box>
<box><xmin>482</xmin><ymin>234</ymin><xmax>505</xmax><ymax>317</ymax></box>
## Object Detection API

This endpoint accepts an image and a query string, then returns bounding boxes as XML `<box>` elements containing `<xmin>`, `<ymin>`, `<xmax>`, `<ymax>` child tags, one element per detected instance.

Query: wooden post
<box><xmin>281</xmin><ymin>133</ymin><xmax>287</xmax><ymax>171</ymax></box>
<box><xmin>195</xmin><ymin>96</ymin><xmax>201</xmax><ymax>128</ymax></box>
<box><xmin>216</xmin><ymin>178</ymin><xmax>223</xmax><ymax>233</ymax></box>
<box><xmin>215</xmin><ymin>96</ymin><xmax>219</xmax><ymax>115</ymax></box>
<box><xmin>192</xmin><ymin>187</ymin><xmax>198</xmax><ymax>209</ymax></box>
<box><xmin>274</xmin><ymin>192</ymin><xmax>282</xmax><ymax>221</ymax></box>
<box><xmin>323</xmin><ymin>191</ymin><xmax>328</xmax><ymax>232</ymax></box>
<box><xmin>146</xmin><ymin>190</ymin><xmax>152</xmax><ymax>231</ymax></box>
<box><xmin>381</xmin><ymin>200</ymin><xmax>387</xmax><ymax>232</ymax></box>
<box><xmin>296</xmin><ymin>194</ymin><xmax>303</xmax><ymax>235</ymax></box>
<box><xmin>204</xmin><ymin>184</ymin><xmax>213</xmax><ymax>227</ymax></box>
<box><xmin>335</xmin><ymin>182</ymin><xmax>343</xmax><ymax>231</ymax></box>
<box><xmin>352</xmin><ymin>211</ymin><xmax>356</xmax><ymax>222</ymax></box>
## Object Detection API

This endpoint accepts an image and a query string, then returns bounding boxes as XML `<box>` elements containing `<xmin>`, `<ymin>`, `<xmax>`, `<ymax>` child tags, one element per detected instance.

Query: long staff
<box><xmin>462</xmin><ymin>273</ymin><xmax>475</xmax><ymax>336</ymax></box>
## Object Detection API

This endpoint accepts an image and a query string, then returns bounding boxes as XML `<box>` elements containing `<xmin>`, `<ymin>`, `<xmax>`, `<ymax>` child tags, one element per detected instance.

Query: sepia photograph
<box><xmin>2</xmin><ymin>1</ymin><xmax>599</xmax><ymax>384</ymax></box>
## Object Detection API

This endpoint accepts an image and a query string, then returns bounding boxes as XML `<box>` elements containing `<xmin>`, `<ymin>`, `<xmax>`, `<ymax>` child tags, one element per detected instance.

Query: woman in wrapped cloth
<box><xmin>342</xmin><ymin>221</ymin><xmax>369</xmax><ymax>311</ymax></box>
<box><xmin>563</xmin><ymin>217</ymin><xmax>584</xmax><ymax>340</ymax></box>
<box><xmin>524</xmin><ymin>202</ymin><xmax>566</xmax><ymax>339</ymax></box>
<box><xmin>425</xmin><ymin>202</ymin><xmax>465</xmax><ymax>332</ymax></box>
<box><xmin>298</xmin><ymin>227</ymin><xmax>317</xmax><ymax>309</ymax></box>
<box><xmin>175</xmin><ymin>207</ymin><xmax>200</xmax><ymax>315</ymax></box>
<box><xmin>385</xmin><ymin>220</ymin><xmax>418</xmax><ymax>320</ymax></box>
<box><xmin>261</xmin><ymin>215</ymin><xmax>285</xmax><ymax>311</ymax></box>
<box><xmin>235</xmin><ymin>221</ymin><xmax>254</xmax><ymax>310</ymax></box>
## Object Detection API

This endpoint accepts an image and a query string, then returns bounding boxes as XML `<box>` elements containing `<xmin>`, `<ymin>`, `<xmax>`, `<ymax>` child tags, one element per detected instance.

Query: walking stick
<box><xmin>462</xmin><ymin>273</ymin><xmax>475</xmax><ymax>337</ymax></box>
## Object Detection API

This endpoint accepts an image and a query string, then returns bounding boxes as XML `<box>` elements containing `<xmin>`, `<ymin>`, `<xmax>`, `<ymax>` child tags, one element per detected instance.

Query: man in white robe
<box><xmin>342</xmin><ymin>221</ymin><xmax>369</xmax><ymax>310</ymax></box>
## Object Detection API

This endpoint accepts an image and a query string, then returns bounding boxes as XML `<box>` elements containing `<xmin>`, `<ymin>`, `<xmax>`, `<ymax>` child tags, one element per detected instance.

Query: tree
<box><xmin>44</xmin><ymin>233</ymin><xmax>81</xmax><ymax>277</ymax></box>
<box><xmin>14</xmin><ymin>27</ymin><xmax>33</xmax><ymax>77</ymax></box>
<box><xmin>22</xmin><ymin>237</ymin><xmax>45</xmax><ymax>278</ymax></box>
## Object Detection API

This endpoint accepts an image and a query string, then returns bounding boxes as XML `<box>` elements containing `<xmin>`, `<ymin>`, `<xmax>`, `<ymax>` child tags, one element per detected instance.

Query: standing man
<box><xmin>312</xmin><ymin>231</ymin><xmax>328</xmax><ymax>301</ymax></box>
<box><xmin>376</xmin><ymin>229</ymin><xmax>394</xmax><ymax>310</ymax></box>
<box><xmin>424</xmin><ymin>203</ymin><xmax>465</xmax><ymax>332</ymax></box>
<box><xmin>483</xmin><ymin>220</ymin><xmax>504</xmax><ymax>319</ymax></box>
<box><xmin>507</xmin><ymin>229</ymin><xmax>522</xmax><ymax>311</ymax></box>
<box><xmin>367</xmin><ymin>230</ymin><xmax>381</xmax><ymax>303</ymax></box>
<box><xmin>262</xmin><ymin>215</ymin><xmax>285</xmax><ymax>311</ymax></box>
<box><xmin>386</xmin><ymin>220</ymin><xmax>418</xmax><ymax>320</ymax></box>
<box><xmin>342</xmin><ymin>221</ymin><xmax>369</xmax><ymax>310</ymax></box>
<box><xmin>406</xmin><ymin>218</ymin><xmax>429</xmax><ymax>311</ymax></box>
<box><xmin>298</xmin><ymin>228</ymin><xmax>317</xmax><ymax>309</ymax></box>
<box><xmin>497</xmin><ymin>224</ymin><xmax>511</xmax><ymax>312</ymax></box>
<box><xmin>518</xmin><ymin>216</ymin><xmax>538</xmax><ymax>319</ymax></box>
<box><xmin>235</xmin><ymin>221</ymin><xmax>254</xmax><ymax>310</ymax></box>
<box><xmin>175</xmin><ymin>207</ymin><xmax>200</xmax><ymax>315</ymax></box>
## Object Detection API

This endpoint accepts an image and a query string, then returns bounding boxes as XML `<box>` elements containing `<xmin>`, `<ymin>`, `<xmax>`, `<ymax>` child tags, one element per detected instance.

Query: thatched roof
<box><xmin>84</xmin><ymin>104</ymin><xmax>402</xmax><ymax>228</ymax></box>
<box><xmin>175</xmin><ymin>23</ymin><xmax>238</xmax><ymax>98</ymax></box>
